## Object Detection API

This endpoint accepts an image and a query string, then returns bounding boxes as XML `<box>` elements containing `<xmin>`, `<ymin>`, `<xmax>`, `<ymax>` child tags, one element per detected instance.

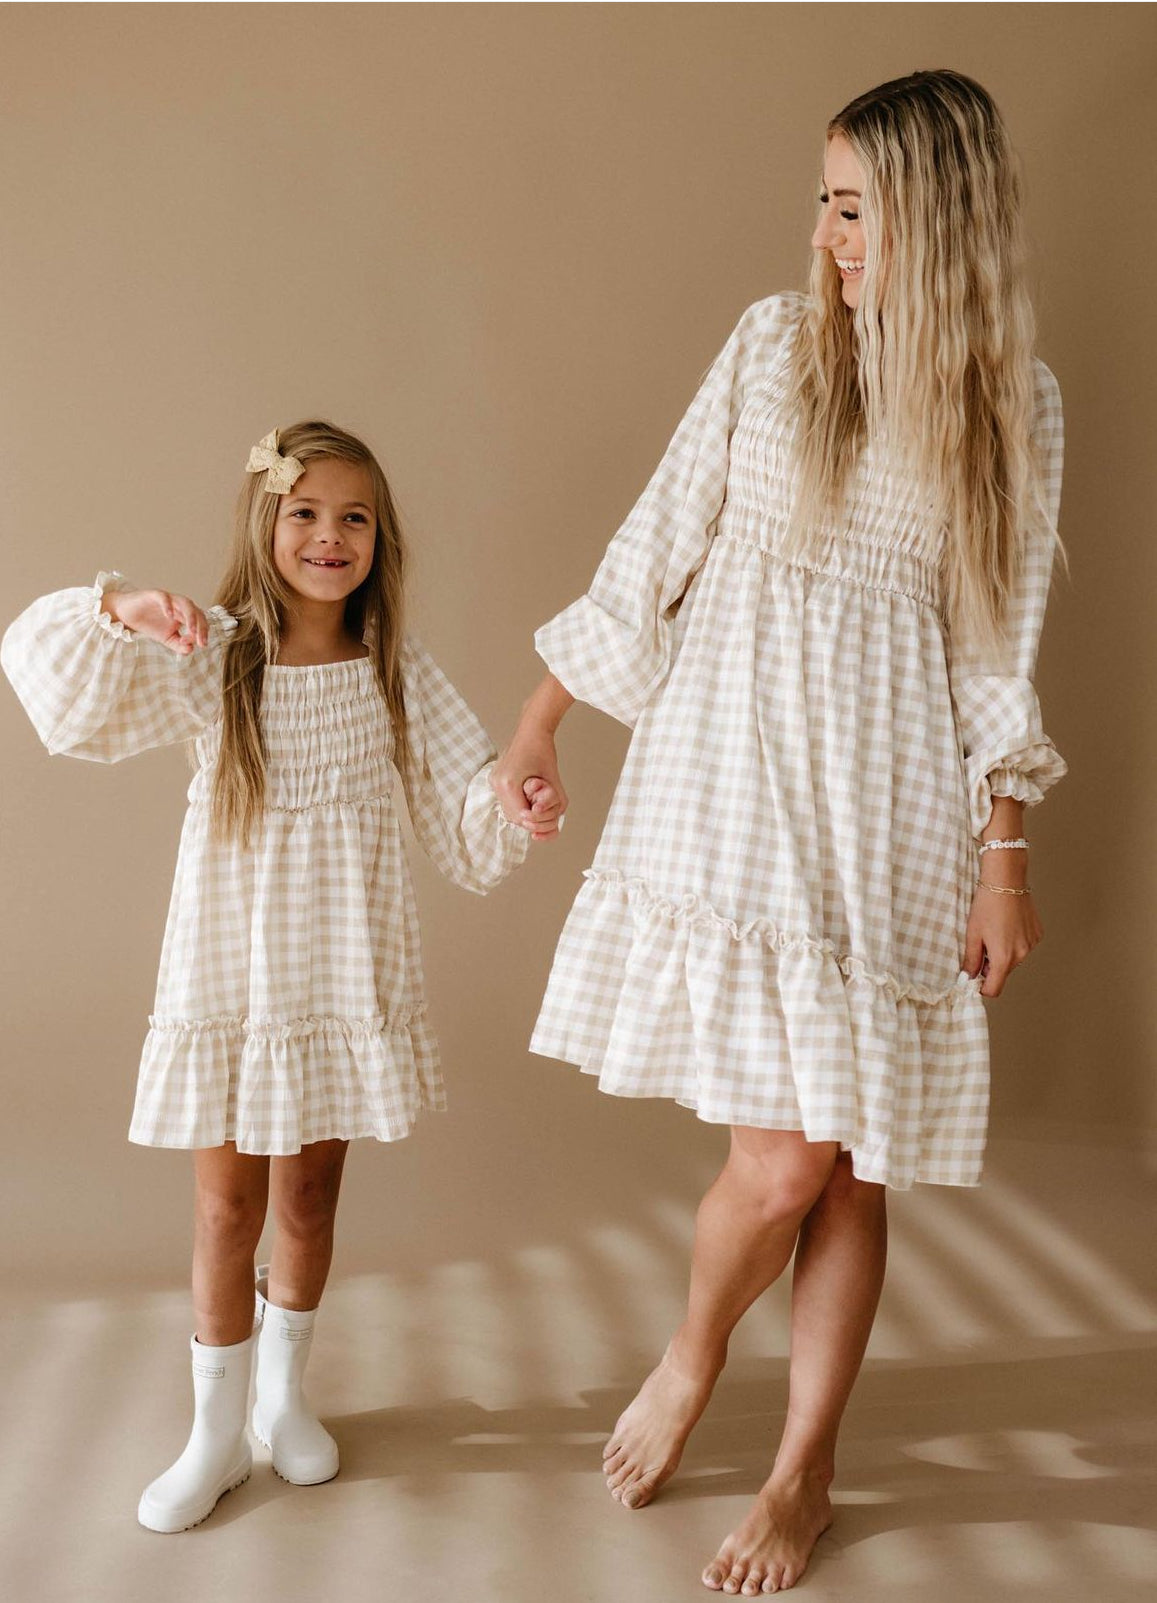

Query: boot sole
<box><xmin>253</xmin><ymin>1420</ymin><xmax>339</xmax><ymax>1486</ymax></box>
<box><xmin>137</xmin><ymin>1465</ymin><xmax>251</xmax><ymax>1534</ymax></box>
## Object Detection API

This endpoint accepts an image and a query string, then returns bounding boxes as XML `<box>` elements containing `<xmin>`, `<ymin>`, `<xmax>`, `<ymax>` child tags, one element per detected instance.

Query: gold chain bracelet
<box><xmin>976</xmin><ymin>881</ymin><xmax>1032</xmax><ymax>896</ymax></box>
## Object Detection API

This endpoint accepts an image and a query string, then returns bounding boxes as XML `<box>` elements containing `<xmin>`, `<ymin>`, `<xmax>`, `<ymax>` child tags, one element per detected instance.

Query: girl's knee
<box><xmin>272</xmin><ymin>1162</ymin><xmax>344</xmax><ymax>1240</ymax></box>
<box><xmin>194</xmin><ymin>1188</ymin><xmax>266</xmax><ymax>1252</ymax></box>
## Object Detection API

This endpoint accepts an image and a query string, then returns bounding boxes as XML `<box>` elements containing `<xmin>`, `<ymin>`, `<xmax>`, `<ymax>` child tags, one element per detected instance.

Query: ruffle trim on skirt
<box><xmin>530</xmin><ymin>871</ymin><xmax>989</xmax><ymax>1190</ymax></box>
<box><xmin>129</xmin><ymin>1008</ymin><xmax>444</xmax><ymax>1155</ymax></box>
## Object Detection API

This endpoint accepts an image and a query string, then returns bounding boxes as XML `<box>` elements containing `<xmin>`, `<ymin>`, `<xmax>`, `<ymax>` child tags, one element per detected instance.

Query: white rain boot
<box><xmin>137</xmin><ymin>1328</ymin><xmax>256</xmax><ymax>1533</ymax></box>
<box><xmin>252</xmin><ymin>1266</ymin><xmax>339</xmax><ymax>1485</ymax></box>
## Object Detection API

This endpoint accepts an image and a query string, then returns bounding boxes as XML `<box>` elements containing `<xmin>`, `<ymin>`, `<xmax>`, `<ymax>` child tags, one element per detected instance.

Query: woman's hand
<box><xmin>963</xmin><ymin>801</ymin><xmax>1042</xmax><ymax>997</ymax></box>
<box><xmin>101</xmin><ymin>589</ymin><xmax>209</xmax><ymax>655</ymax></box>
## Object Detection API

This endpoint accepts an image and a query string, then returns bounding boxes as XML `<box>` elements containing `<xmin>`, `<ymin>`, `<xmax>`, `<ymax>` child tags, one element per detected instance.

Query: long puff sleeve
<box><xmin>1</xmin><ymin>572</ymin><xmax>237</xmax><ymax>762</ymax></box>
<box><xmin>534</xmin><ymin>294</ymin><xmax>801</xmax><ymax>727</ymax></box>
<box><xmin>398</xmin><ymin>635</ymin><xmax>530</xmax><ymax>895</ymax></box>
<box><xmin>947</xmin><ymin>362</ymin><xmax>1069</xmax><ymax>839</ymax></box>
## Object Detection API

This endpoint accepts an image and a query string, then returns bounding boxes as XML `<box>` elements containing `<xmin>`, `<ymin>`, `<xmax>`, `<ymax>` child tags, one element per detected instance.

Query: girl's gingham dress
<box><xmin>2</xmin><ymin>575</ymin><xmax>529</xmax><ymax>1154</ymax></box>
<box><xmin>530</xmin><ymin>292</ymin><xmax>1066</xmax><ymax>1188</ymax></box>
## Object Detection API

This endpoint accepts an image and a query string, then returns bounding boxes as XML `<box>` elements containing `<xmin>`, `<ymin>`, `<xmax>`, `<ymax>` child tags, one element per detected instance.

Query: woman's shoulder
<box><xmin>1029</xmin><ymin>356</ymin><xmax>1063</xmax><ymax>446</ymax></box>
<box><xmin>722</xmin><ymin>291</ymin><xmax>808</xmax><ymax>384</ymax></box>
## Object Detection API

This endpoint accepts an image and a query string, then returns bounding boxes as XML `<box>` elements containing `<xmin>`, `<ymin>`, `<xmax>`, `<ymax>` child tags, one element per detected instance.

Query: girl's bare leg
<box><xmin>703</xmin><ymin>1154</ymin><xmax>887</xmax><ymax>1594</ymax></box>
<box><xmin>192</xmin><ymin>1144</ymin><xmax>270</xmax><ymax>1345</ymax></box>
<box><xmin>266</xmin><ymin>1138</ymin><xmax>349</xmax><ymax>1309</ymax></box>
<box><xmin>604</xmin><ymin>1128</ymin><xmax>839</xmax><ymax>1510</ymax></box>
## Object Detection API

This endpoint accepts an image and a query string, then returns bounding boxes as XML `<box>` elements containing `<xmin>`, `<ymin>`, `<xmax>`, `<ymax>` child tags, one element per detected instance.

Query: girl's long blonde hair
<box><xmin>210</xmin><ymin>420</ymin><xmax>410</xmax><ymax>845</ymax></box>
<box><xmin>783</xmin><ymin>69</ymin><xmax>1064</xmax><ymax>651</ymax></box>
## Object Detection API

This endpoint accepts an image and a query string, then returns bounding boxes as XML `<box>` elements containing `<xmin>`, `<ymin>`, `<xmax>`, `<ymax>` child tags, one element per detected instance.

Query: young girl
<box><xmin>494</xmin><ymin>71</ymin><xmax>1067</xmax><ymax>1594</ymax></box>
<box><xmin>2</xmin><ymin>420</ymin><xmax>552</xmax><ymax>1533</ymax></box>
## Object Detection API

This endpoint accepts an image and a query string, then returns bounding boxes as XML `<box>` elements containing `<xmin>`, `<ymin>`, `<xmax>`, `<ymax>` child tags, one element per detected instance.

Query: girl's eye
<box><xmin>346</xmin><ymin>513</ymin><xmax>369</xmax><ymax>525</ymax></box>
<box><xmin>290</xmin><ymin>508</ymin><xmax>315</xmax><ymax>520</ymax></box>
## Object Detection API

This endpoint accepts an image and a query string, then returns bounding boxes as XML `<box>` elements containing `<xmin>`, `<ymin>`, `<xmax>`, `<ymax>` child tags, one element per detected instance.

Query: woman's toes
<box><xmin>723</xmin><ymin>1569</ymin><xmax>747</xmax><ymax>1595</ymax></box>
<box><xmin>702</xmin><ymin>1563</ymin><xmax>727</xmax><ymax>1590</ymax></box>
<box><xmin>623</xmin><ymin>1470</ymin><xmax>658</xmax><ymax>1509</ymax></box>
<box><xmin>606</xmin><ymin>1462</ymin><xmax>633</xmax><ymax>1492</ymax></box>
<box><xmin>603</xmin><ymin>1445</ymin><xmax>628</xmax><ymax>1474</ymax></box>
<box><xmin>761</xmin><ymin>1573</ymin><xmax>780</xmax><ymax>1594</ymax></box>
<box><xmin>741</xmin><ymin>1574</ymin><xmax>764</xmax><ymax>1598</ymax></box>
<box><xmin>602</xmin><ymin>1438</ymin><xmax>622</xmax><ymax>1463</ymax></box>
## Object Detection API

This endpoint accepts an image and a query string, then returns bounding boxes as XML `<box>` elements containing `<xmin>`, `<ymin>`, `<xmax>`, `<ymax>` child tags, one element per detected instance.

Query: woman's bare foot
<box><xmin>701</xmin><ymin>1468</ymin><xmax>833</xmax><ymax>1594</ymax></box>
<box><xmin>602</xmin><ymin>1337</ymin><xmax>723</xmax><ymax>1509</ymax></box>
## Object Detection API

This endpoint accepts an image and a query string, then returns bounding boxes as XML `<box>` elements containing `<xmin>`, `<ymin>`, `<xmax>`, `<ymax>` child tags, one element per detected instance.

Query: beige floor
<box><xmin>2</xmin><ymin>1134</ymin><xmax>1154</xmax><ymax>1603</ymax></box>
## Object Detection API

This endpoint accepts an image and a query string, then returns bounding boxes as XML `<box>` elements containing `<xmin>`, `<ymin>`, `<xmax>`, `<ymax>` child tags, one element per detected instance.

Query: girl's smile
<box><xmin>273</xmin><ymin>457</ymin><xmax>377</xmax><ymax>603</ymax></box>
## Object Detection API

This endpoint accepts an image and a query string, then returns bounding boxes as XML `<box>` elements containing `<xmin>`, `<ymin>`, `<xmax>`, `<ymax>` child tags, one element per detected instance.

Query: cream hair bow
<box><xmin>245</xmin><ymin>430</ymin><xmax>306</xmax><ymax>495</ymax></box>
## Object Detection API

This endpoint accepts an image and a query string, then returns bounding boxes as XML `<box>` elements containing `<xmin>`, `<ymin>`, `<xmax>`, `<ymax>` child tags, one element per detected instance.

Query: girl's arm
<box><xmin>398</xmin><ymin>635</ymin><xmax>535</xmax><ymax>894</ymax></box>
<box><xmin>2</xmin><ymin>572</ymin><xmax>235</xmax><ymax>762</ymax></box>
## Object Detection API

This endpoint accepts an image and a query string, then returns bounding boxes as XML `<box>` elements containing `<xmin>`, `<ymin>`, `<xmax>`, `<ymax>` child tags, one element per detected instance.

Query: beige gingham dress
<box><xmin>530</xmin><ymin>293</ymin><xmax>1067</xmax><ymax>1188</ymax></box>
<box><xmin>2</xmin><ymin>576</ymin><xmax>529</xmax><ymax>1154</ymax></box>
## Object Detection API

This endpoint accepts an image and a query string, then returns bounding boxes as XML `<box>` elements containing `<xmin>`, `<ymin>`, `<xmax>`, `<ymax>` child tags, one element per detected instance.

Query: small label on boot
<box><xmin>192</xmin><ymin>1362</ymin><xmax>226</xmax><ymax>1379</ymax></box>
<box><xmin>281</xmin><ymin>1325</ymin><xmax>310</xmax><ymax>1342</ymax></box>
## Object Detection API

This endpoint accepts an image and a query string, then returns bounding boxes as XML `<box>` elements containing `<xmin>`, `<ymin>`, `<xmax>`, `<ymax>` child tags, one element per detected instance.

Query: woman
<box><xmin>495</xmin><ymin>70</ymin><xmax>1067</xmax><ymax>1594</ymax></box>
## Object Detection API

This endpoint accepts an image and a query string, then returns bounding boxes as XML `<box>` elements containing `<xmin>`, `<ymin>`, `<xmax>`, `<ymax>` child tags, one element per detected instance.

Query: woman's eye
<box><xmin>841</xmin><ymin>209</ymin><xmax>860</xmax><ymax>222</ymax></box>
<box><xmin>818</xmin><ymin>193</ymin><xmax>829</xmax><ymax>206</ymax></box>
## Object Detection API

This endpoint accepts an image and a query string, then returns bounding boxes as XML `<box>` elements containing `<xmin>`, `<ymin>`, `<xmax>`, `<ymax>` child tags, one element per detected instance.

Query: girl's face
<box><xmin>812</xmin><ymin>133</ymin><xmax>868</xmax><ymax>308</ymax></box>
<box><xmin>273</xmin><ymin>456</ymin><xmax>376</xmax><ymax>607</ymax></box>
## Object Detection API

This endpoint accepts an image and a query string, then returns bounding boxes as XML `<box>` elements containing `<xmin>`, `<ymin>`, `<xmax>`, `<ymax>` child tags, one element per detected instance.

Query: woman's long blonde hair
<box><xmin>784</xmin><ymin>69</ymin><xmax>1064</xmax><ymax>651</ymax></box>
<box><xmin>210</xmin><ymin>420</ymin><xmax>410</xmax><ymax>844</ymax></box>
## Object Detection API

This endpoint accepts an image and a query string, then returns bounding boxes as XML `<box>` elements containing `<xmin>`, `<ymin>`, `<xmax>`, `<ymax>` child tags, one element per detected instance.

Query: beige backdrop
<box><xmin>1</xmin><ymin>3</ymin><xmax>1153</xmax><ymax>1297</ymax></box>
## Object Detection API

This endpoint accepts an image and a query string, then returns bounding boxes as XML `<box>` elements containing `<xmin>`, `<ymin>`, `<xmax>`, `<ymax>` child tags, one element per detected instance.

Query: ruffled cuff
<box><xmin>535</xmin><ymin>595</ymin><xmax>671</xmax><ymax>729</ymax></box>
<box><xmin>457</xmin><ymin>762</ymin><xmax>532</xmax><ymax>888</ymax></box>
<box><xmin>92</xmin><ymin>571</ymin><xmax>136</xmax><ymax>640</ymax></box>
<box><xmin>964</xmin><ymin>739</ymin><xmax>1068</xmax><ymax>839</ymax></box>
<box><xmin>952</xmin><ymin>673</ymin><xmax>1068</xmax><ymax>838</ymax></box>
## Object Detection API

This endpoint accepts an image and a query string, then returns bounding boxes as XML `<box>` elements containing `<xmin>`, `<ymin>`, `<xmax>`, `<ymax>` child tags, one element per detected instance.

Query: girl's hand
<box><xmin>521</xmin><ymin>777</ymin><xmax>565</xmax><ymax>842</ymax></box>
<box><xmin>492</xmin><ymin>726</ymin><xmax>569</xmax><ymax>842</ymax></box>
<box><xmin>962</xmin><ymin>887</ymin><xmax>1043</xmax><ymax>998</ymax></box>
<box><xmin>101</xmin><ymin>589</ymin><xmax>209</xmax><ymax>655</ymax></box>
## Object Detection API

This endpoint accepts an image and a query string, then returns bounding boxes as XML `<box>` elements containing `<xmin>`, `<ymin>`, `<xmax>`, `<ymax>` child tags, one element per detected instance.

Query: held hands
<box><xmin>101</xmin><ymin>589</ymin><xmax>209</xmax><ymax>655</ymax></box>
<box><xmin>493</xmin><ymin>726</ymin><xmax>569</xmax><ymax>843</ymax></box>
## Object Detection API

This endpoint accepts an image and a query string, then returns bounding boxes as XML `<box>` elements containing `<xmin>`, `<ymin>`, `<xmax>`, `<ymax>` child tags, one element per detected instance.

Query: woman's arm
<box><xmin>491</xmin><ymin>673</ymin><xmax>572</xmax><ymax>841</ymax></box>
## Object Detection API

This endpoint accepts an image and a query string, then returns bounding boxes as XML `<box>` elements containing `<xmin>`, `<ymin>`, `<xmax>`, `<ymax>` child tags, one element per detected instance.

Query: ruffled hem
<box><xmin>583</xmin><ymin>871</ymin><xmax>979</xmax><ymax>1008</ymax></box>
<box><xmin>129</xmin><ymin>1010</ymin><xmax>444</xmax><ymax>1154</ymax></box>
<box><xmin>529</xmin><ymin>870</ymin><xmax>989</xmax><ymax>1190</ymax></box>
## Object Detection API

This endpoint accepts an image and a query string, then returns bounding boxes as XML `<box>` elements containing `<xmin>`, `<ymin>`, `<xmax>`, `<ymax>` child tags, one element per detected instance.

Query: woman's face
<box><xmin>812</xmin><ymin>133</ymin><xmax>868</xmax><ymax>308</ymax></box>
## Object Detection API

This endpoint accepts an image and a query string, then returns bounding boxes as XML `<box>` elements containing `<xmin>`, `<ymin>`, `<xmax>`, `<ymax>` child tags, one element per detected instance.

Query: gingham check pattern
<box><xmin>530</xmin><ymin>293</ymin><xmax>1066</xmax><ymax>1189</ymax></box>
<box><xmin>2</xmin><ymin>578</ymin><xmax>529</xmax><ymax>1153</ymax></box>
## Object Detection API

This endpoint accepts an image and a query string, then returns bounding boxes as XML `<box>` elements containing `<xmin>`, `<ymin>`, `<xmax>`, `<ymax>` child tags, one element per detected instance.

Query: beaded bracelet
<box><xmin>977</xmin><ymin>837</ymin><xmax>1029</xmax><ymax>854</ymax></box>
<box><xmin>976</xmin><ymin>882</ymin><xmax>1032</xmax><ymax>896</ymax></box>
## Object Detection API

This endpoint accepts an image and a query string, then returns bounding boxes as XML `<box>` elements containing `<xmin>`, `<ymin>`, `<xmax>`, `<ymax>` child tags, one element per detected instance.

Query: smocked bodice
<box><xmin>190</xmin><ymin>657</ymin><xmax>396</xmax><ymax>812</ymax></box>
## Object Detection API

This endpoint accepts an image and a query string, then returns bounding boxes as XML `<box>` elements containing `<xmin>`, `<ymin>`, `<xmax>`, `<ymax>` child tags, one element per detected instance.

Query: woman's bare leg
<box><xmin>266</xmin><ymin>1139</ymin><xmax>349</xmax><ymax>1310</ymax></box>
<box><xmin>192</xmin><ymin>1144</ymin><xmax>270</xmax><ymax>1345</ymax></box>
<box><xmin>703</xmin><ymin>1154</ymin><xmax>887</xmax><ymax>1594</ymax></box>
<box><xmin>604</xmin><ymin>1128</ymin><xmax>839</xmax><ymax>1510</ymax></box>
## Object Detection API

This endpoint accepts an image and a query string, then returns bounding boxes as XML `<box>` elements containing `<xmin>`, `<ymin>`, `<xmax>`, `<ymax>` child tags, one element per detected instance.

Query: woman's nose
<box><xmin>812</xmin><ymin>213</ymin><xmax>842</xmax><ymax>251</ymax></box>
